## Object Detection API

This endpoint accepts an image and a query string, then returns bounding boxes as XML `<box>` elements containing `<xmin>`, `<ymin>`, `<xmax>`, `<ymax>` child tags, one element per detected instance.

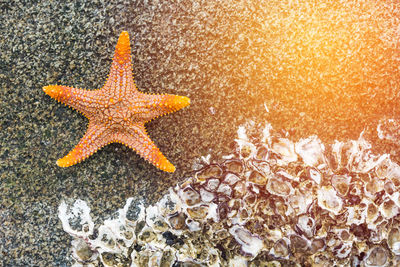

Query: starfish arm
<box><xmin>43</xmin><ymin>85</ymin><xmax>101</xmax><ymax>117</ymax></box>
<box><xmin>103</xmin><ymin>31</ymin><xmax>136</xmax><ymax>93</ymax></box>
<box><xmin>56</xmin><ymin>122</ymin><xmax>112</xmax><ymax>167</ymax></box>
<box><xmin>117</xmin><ymin>125</ymin><xmax>176</xmax><ymax>172</ymax></box>
<box><xmin>139</xmin><ymin>93</ymin><xmax>190</xmax><ymax>122</ymax></box>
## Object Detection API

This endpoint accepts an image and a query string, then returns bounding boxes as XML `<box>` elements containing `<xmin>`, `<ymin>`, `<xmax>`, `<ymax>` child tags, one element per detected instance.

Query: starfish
<box><xmin>43</xmin><ymin>31</ymin><xmax>190</xmax><ymax>172</ymax></box>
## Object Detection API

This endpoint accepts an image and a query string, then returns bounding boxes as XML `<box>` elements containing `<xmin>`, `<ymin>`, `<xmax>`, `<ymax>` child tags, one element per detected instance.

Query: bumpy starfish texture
<box><xmin>43</xmin><ymin>31</ymin><xmax>190</xmax><ymax>172</ymax></box>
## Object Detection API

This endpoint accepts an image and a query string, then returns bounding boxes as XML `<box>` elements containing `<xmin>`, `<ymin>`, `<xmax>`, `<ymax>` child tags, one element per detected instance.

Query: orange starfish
<box><xmin>43</xmin><ymin>31</ymin><xmax>190</xmax><ymax>172</ymax></box>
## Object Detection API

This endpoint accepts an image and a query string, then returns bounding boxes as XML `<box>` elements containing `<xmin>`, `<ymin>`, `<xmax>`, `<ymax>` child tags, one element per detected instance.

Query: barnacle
<box><xmin>59</xmin><ymin>121</ymin><xmax>400</xmax><ymax>266</ymax></box>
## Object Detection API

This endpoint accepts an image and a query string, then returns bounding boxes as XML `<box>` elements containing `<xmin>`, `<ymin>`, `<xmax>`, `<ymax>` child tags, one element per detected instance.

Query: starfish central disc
<box><xmin>43</xmin><ymin>31</ymin><xmax>190</xmax><ymax>172</ymax></box>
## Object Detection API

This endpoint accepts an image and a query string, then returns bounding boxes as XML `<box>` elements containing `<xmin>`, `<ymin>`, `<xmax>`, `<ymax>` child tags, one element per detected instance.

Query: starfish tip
<box><xmin>43</xmin><ymin>85</ymin><xmax>52</xmax><ymax>94</ymax></box>
<box><xmin>174</xmin><ymin>95</ymin><xmax>190</xmax><ymax>110</ymax></box>
<box><xmin>43</xmin><ymin>85</ymin><xmax>62</xmax><ymax>98</ymax></box>
<box><xmin>164</xmin><ymin>164</ymin><xmax>176</xmax><ymax>173</ymax></box>
<box><xmin>182</xmin><ymin>96</ymin><xmax>190</xmax><ymax>107</ymax></box>
<box><xmin>56</xmin><ymin>158</ymin><xmax>68</xmax><ymax>167</ymax></box>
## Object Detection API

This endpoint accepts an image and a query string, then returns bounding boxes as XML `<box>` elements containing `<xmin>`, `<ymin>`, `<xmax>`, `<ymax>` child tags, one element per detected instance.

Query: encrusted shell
<box><xmin>295</xmin><ymin>136</ymin><xmax>326</xmax><ymax>167</ymax></box>
<box><xmin>60</xmin><ymin>120</ymin><xmax>400</xmax><ymax>266</ymax></box>
<box><xmin>266</xmin><ymin>177</ymin><xmax>294</xmax><ymax>197</ymax></box>
<box><xmin>229</xmin><ymin>225</ymin><xmax>264</xmax><ymax>257</ymax></box>
<box><xmin>317</xmin><ymin>186</ymin><xmax>343</xmax><ymax>215</ymax></box>
<box><xmin>270</xmin><ymin>137</ymin><xmax>298</xmax><ymax>165</ymax></box>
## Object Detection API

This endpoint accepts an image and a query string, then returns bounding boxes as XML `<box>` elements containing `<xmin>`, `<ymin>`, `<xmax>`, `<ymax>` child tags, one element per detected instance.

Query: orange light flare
<box><xmin>223</xmin><ymin>0</ymin><xmax>400</xmax><ymax>127</ymax></box>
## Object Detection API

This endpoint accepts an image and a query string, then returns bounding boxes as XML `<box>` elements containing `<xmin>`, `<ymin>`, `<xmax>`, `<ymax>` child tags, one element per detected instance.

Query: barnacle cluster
<box><xmin>60</xmin><ymin>121</ymin><xmax>400</xmax><ymax>266</ymax></box>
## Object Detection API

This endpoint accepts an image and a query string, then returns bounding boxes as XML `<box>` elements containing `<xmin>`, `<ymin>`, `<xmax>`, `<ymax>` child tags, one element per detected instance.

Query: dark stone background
<box><xmin>0</xmin><ymin>0</ymin><xmax>399</xmax><ymax>265</ymax></box>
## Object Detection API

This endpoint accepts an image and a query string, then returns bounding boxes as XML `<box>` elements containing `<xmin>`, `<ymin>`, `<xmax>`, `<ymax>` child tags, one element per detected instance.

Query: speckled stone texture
<box><xmin>0</xmin><ymin>0</ymin><xmax>399</xmax><ymax>266</ymax></box>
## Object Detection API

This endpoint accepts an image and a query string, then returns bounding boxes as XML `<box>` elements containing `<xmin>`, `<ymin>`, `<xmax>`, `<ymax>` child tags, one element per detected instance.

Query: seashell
<box><xmin>195</xmin><ymin>164</ymin><xmax>223</xmax><ymax>181</ymax></box>
<box><xmin>379</xmin><ymin>197</ymin><xmax>400</xmax><ymax>219</ymax></box>
<box><xmin>93</xmin><ymin>203</ymin><xmax>142</xmax><ymax>254</ymax></box>
<box><xmin>232</xmin><ymin>181</ymin><xmax>247</xmax><ymax>198</ymax></box>
<box><xmin>331</xmin><ymin>174</ymin><xmax>351</xmax><ymax>197</ymax></box>
<box><xmin>124</xmin><ymin>198</ymin><xmax>146</xmax><ymax>223</ymax></box>
<box><xmin>217</xmin><ymin>202</ymin><xmax>230</xmax><ymax>222</ymax></box>
<box><xmin>384</xmin><ymin>180</ymin><xmax>396</xmax><ymax>195</ymax></box>
<box><xmin>58</xmin><ymin>199</ymin><xmax>95</xmax><ymax>238</ymax></box>
<box><xmin>199</xmin><ymin>187</ymin><xmax>215</xmax><ymax>202</ymax></box>
<box><xmin>348</xmin><ymin>180</ymin><xmax>363</xmax><ymax>204</ymax></box>
<box><xmin>369</xmin><ymin>227</ymin><xmax>385</xmax><ymax>244</ymax></box>
<box><xmin>217</xmin><ymin>182</ymin><xmax>233</xmax><ymax>197</ymax></box>
<box><xmin>100</xmin><ymin>252</ymin><xmax>126</xmax><ymax>267</ymax></box>
<box><xmin>363</xmin><ymin>246</ymin><xmax>389</xmax><ymax>267</ymax></box>
<box><xmin>168</xmin><ymin>213</ymin><xmax>186</xmax><ymax>231</ymax></box>
<box><xmin>270</xmin><ymin>137</ymin><xmax>298</xmax><ymax>165</ymax></box>
<box><xmin>342</xmin><ymin>135</ymin><xmax>388</xmax><ymax>173</ymax></box>
<box><xmin>237</xmin><ymin>207</ymin><xmax>253</xmax><ymax>225</ymax></box>
<box><xmin>226</xmin><ymin>200</ymin><xmax>241</xmax><ymax>223</ymax></box>
<box><xmin>275</xmin><ymin>169</ymin><xmax>298</xmax><ymax>182</ymax></box>
<box><xmin>310</xmin><ymin>238</ymin><xmax>326</xmax><ymax>254</ymax></box>
<box><xmin>364</xmin><ymin>179</ymin><xmax>385</xmax><ymax>200</ymax></box>
<box><xmin>248</xmin><ymin>170</ymin><xmax>268</xmax><ymax>185</ymax></box>
<box><xmin>311</xmin><ymin>252</ymin><xmax>335</xmax><ymax>266</ymax></box>
<box><xmin>369</xmin><ymin>220</ymin><xmax>390</xmax><ymax>244</ymax></box>
<box><xmin>317</xmin><ymin>186</ymin><xmax>343</xmax><ymax>215</ymax></box>
<box><xmin>71</xmin><ymin>238</ymin><xmax>98</xmax><ymax>263</ymax></box>
<box><xmin>137</xmin><ymin>226</ymin><xmax>157</xmax><ymax>243</ymax></box>
<box><xmin>297</xmin><ymin>180</ymin><xmax>316</xmax><ymax>196</ymax></box>
<box><xmin>255</xmin><ymin>145</ymin><xmax>269</xmax><ymax>161</ymax></box>
<box><xmin>228</xmin><ymin>255</ymin><xmax>249</xmax><ymax>267</ymax></box>
<box><xmin>295</xmin><ymin>136</ymin><xmax>325</xmax><ymax>168</ymax></box>
<box><xmin>362</xmin><ymin>199</ymin><xmax>379</xmax><ymax>227</ymax></box>
<box><xmin>250</xmin><ymin>160</ymin><xmax>273</xmax><ymax>176</ymax></box>
<box><xmin>385</xmin><ymin>161</ymin><xmax>400</xmax><ymax>187</ymax></box>
<box><xmin>186</xmin><ymin>203</ymin><xmax>218</xmax><ymax>223</ymax></box>
<box><xmin>235</xmin><ymin>127</ymin><xmax>258</xmax><ymax>160</ymax></box>
<box><xmin>228</xmin><ymin>198</ymin><xmax>241</xmax><ymax>211</ymax></box>
<box><xmin>350</xmin><ymin>223</ymin><xmax>372</xmax><ymax>242</ymax></box>
<box><xmin>266</xmin><ymin>177</ymin><xmax>294</xmax><ymax>197</ymax></box>
<box><xmin>374</xmin><ymin>158</ymin><xmax>393</xmax><ymax>179</ymax></box>
<box><xmin>332</xmin><ymin>241</ymin><xmax>352</xmax><ymax>259</ymax></box>
<box><xmin>157</xmin><ymin>190</ymin><xmax>181</xmax><ymax>217</ymax></box>
<box><xmin>306</xmin><ymin>167</ymin><xmax>322</xmax><ymax>185</ymax></box>
<box><xmin>243</xmin><ymin>193</ymin><xmax>258</xmax><ymax>208</ymax></box>
<box><xmin>180</xmin><ymin>186</ymin><xmax>201</xmax><ymax>206</ymax></box>
<box><xmin>274</xmin><ymin>200</ymin><xmax>290</xmax><ymax>217</ymax></box>
<box><xmin>388</xmin><ymin>227</ymin><xmax>400</xmax><ymax>255</ymax></box>
<box><xmin>247</xmin><ymin>182</ymin><xmax>260</xmax><ymax>195</ymax></box>
<box><xmin>187</xmin><ymin>205</ymin><xmax>210</xmax><ymax>220</ymax></box>
<box><xmin>346</xmin><ymin>204</ymin><xmax>367</xmax><ymax>225</ymax></box>
<box><xmin>389</xmin><ymin>191</ymin><xmax>400</xmax><ymax>209</ymax></box>
<box><xmin>289</xmin><ymin>234</ymin><xmax>309</xmax><ymax>253</ymax></box>
<box><xmin>229</xmin><ymin>225</ymin><xmax>264</xmax><ymax>257</ymax></box>
<box><xmin>157</xmin><ymin>248</ymin><xmax>176</xmax><ymax>267</ymax></box>
<box><xmin>185</xmin><ymin>218</ymin><xmax>201</xmax><ymax>232</ymax></box>
<box><xmin>296</xmin><ymin>214</ymin><xmax>316</xmax><ymax>239</ymax></box>
<box><xmin>205</xmin><ymin>178</ymin><xmax>220</xmax><ymax>192</ymax></box>
<box><xmin>287</xmin><ymin>188</ymin><xmax>314</xmax><ymax>215</ymax></box>
<box><xmin>146</xmin><ymin>206</ymin><xmax>169</xmax><ymax>233</ymax></box>
<box><xmin>269</xmin><ymin>238</ymin><xmax>290</xmax><ymax>259</ymax></box>
<box><xmin>333</xmin><ymin>228</ymin><xmax>352</xmax><ymax>242</ymax></box>
<box><xmin>328</xmin><ymin>140</ymin><xmax>347</xmax><ymax>171</ymax></box>
<box><xmin>223</xmin><ymin>172</ymin><xmax>241</xmax><ymax>185</ymax></box>
<box><xmin>147</xmin><ymin>251</ymin><xmax>164</xmax><ymax>267</ymax></box>
<box><xmin>222</xmin><ymin>159</ymin><xmax>245</xmax><ymax>174</ymax></box>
